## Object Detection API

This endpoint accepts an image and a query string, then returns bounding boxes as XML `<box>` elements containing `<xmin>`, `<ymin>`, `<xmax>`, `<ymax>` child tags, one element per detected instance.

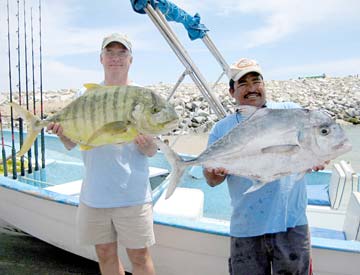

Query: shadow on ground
<box><xmin>0</xmin><ymin>233</ymin><xmax>104</xmax><ymax>275</ymax></box>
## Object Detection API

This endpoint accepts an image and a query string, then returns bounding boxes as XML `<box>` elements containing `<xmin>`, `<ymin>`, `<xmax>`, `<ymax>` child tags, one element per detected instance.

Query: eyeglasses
<box><xmin>103</xmin><ymin>50</ymin><xmax>130</xmax><ymax>58</ymax></box>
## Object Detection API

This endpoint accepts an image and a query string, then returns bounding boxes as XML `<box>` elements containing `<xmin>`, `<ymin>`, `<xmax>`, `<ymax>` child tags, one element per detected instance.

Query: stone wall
<box><xmin>0</xmin><ymin>76</ymin><xmax>359</xmax><ymax>134</ymax></box>
<box><xmin>148</xmin><ymin>76</ymin><xmax>360</xmax><ymax>134</ymax></box>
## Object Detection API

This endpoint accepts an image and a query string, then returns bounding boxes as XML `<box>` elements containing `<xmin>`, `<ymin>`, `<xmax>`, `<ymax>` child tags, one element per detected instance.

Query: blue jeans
<box><xmin>229</xmin><ymin>224</ymin><xmax>312</xmax><ymax>275</ymax></box>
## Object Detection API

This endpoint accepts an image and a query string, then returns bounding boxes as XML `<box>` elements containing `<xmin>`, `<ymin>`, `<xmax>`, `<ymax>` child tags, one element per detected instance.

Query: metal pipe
<box><xmin>39</xmin><ymin>0</ymin><xmax>45</xmax><ymax>169</ymax></box>
<box><xmin>0</xmin><ymin>112</ymin><xmax>8</xmax><ymax>177</ymax></box>
<box><xmin>30</xmin><ymin>8</ymin><xmax>39</xmax><ymax>171</ymax></box>
<box><xmin>153</xmin><ymin>8</ymin><xmax>226</xmax><ymax>115</ymax></box>
<box><xmin>145</xmin><ymin>5</ymin><xmax>226</xmax><ymax>118</ymax></box>
<box><xmin>166</xmin><ymin>69</ymin><xmax>189</xmax><ymax>101</ymax></box>
<box><xmin>7</xmin><ymin>0</ymin><xmax>18</xmax><ymax>179</ymax></box>
<box><xmin>16</xmin><ymin>0</ymin><xmax>25</xmax><ymax>176</ymax></box>
<box><xmin>212</xmin><ymin>71</ymin><xmax>226</xmax><ymax>89</ymax></box>
<box><xmin>145</xmin><ymin>7</ymin><xmax>189</xmax><ymax>73</ymax></box>
<box><xmin>202</xmin><ymin>35</ymin><xmax>230</xmax><ymax>74</ymax></box>
<box><xmin>23</xmin><ymin>0</ymin><xmax>33</xmax><ymax>174</ymax></box>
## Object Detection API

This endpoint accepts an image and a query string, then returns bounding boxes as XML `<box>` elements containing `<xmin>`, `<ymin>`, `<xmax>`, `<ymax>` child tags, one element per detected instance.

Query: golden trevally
<box><xmin>11</xmin><ymin>84</ymin><xmax>179</xmax><ymax>156</ymax></box>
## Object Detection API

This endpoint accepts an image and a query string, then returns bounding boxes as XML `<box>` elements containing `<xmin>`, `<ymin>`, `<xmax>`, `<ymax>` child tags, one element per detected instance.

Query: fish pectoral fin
<box><xmin>86</xmin><ymin>121</ymin><xmax>129</xmax><ymax>144</ymax></box>
<box><xmin>79</xmin><ymin>144</ymin><xmax>95</xmax><ymax>151</ymax></box>
<box><xmin>236</xmin><ymin>105</ymin><xmax>265</xmax><ymax>123</ymax></box>
<box><xmin>261</xmin><ymin>144</ymin><xmax>300</xmax><ymax>154</ymax></box>
<box><xmin>83</xmin><ymin>83</ymin><xmax>102</xmax><ymax>91</ymax></box>
<box><xmin>236</xmin><ymin>105</ymin><xmax>258</xmax><ymax>117</ymax></box>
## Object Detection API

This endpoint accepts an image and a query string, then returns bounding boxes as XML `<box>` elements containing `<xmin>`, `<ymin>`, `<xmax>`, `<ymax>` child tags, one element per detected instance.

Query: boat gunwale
<box><xmin>1</xmin><ymin>174</ymin><xmax>360</xmax><ymax>254</ymax></box>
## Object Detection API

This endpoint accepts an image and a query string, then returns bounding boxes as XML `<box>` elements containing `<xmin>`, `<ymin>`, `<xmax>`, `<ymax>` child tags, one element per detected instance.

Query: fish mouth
<box><xmin>332</xmin><ymin>139</ymin><xmax>352</xmax><ymax>152</ymax></box>
<box><xmin>162</xmin><ymin>119</ymin><xmax>178</xmax><ymax>130</ymax></box>
<box><xmin>145</xmin><ymin>119</ymin><xmax>178</xmax><ymax>134</ymax></box>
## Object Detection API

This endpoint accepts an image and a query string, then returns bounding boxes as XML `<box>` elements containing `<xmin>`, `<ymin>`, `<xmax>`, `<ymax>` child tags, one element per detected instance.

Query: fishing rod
<box><xmin>30</xmin><ymin>8</ymin><xmax>39</xmax><ymax>171</ymax></box>
<box><xmin>39</xmin><ymin>0</ymin><xmax>45</xmax><ymax>169</ymax></box>
<box><xmin>16</xmin><ymin>0</ymin><xmax>25</xmax><ymax>176</ymax></box>
<box><xmin>23</xmin><ymin>0</ymin><xmax>33</xmax><ymax>174</ymax></box>
<box><xmin>7</xmin><ymin>0</ymin><xmax>18</xmax><ymax>179</ymax></box>
<box><xmin>0</xmin><ymin>112</ymin><xmax>8</xmax><ymax>177</ymax></box>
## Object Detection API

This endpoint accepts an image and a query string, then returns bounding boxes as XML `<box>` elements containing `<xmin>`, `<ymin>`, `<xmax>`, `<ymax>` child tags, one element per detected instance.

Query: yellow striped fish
<box><xmin>10</xmin><ymin>84</ymin><xmax>179</xmax><ymax>157</ymax></box>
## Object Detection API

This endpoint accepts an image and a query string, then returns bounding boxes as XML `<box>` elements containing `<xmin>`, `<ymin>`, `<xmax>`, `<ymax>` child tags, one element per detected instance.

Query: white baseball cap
<box><xmin>228</xmin><ymin>58</ymin><xmax>263</xmax><ymax>81</ymax></box>
<box><xmin>101</xmin><ymin>33</ymin><xmax>132</xmax><ymax>53</ymax></box>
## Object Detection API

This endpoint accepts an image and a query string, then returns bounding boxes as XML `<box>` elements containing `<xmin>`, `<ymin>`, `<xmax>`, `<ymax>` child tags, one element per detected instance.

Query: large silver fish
<box><xmin>156</xmin><ymin>106</ymin><xmax>352</xmax><ymax>199</ymax></box>
<box><xmin>11</xmin><ymin>84</ymin><xmax>179</xmax><ymax>156</ymax></box>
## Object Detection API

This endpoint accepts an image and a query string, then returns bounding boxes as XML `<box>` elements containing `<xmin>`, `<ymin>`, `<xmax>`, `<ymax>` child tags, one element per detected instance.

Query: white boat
<box><xmin>0</xmin><ymin>132</ymin><xmax>359</xmax><ymax>275</ymax></box>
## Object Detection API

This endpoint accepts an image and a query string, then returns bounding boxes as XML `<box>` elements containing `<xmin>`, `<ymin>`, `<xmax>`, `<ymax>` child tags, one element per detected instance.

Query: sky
<box><xmin>0</xmin><ymin>0</ymin><xmax>360</xmax><ymax>92</ymax></box>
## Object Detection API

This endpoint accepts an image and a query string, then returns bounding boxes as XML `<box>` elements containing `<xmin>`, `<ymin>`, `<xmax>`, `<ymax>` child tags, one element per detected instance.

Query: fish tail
<box><xmin>165</xmin><ymin>163</ymin><xmax>187</xmax><ymax>200</ymax></box>
<box><xmin>10</xmin><ymin>102</ymin><xmax>48</xmax><ymax>157</ymax></box>
<box><xmin>154</xmin><ymin>138</ymin><xmax>188</xmax><ymax>199</ymax></box>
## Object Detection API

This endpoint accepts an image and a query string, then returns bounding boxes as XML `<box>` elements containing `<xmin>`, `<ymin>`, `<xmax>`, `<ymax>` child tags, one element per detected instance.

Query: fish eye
<box><xmin>151</xmin><ymin>107</ymin><xmax>160</xmax><ymax>114</ymax></box>
<box><xmin>320</xmin><ymin>127</ymin><xmax>330</xmax><ymax>136</ymax></box>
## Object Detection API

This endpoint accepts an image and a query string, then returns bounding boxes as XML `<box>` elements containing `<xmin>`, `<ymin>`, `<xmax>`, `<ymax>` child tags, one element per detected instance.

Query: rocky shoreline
<box><xmin>0</xmin><ymin>76</ymin><xmax>359</xmax><ymax>134</ymax></box>
<box><xmin>149</xmin><ymin>76</ymin><xmax>360</xmax><ymax>134</ymax></box>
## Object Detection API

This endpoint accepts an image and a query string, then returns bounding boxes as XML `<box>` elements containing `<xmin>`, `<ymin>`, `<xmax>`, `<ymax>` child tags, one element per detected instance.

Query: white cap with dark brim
<box><xmin>228</xmin><ymin>58</ymin><xmax>262</xmax><ymax>81</ymax></box>
<box><xmin>101</xmin><ymin>33</ymin><xmax>132</xmax><ymax>53</ymax></box>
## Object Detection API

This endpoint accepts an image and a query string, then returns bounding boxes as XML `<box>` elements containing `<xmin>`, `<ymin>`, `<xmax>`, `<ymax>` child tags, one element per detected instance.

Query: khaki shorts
<box><xmin>76</xmin><ymin>202</ymin><xmax>155</xmax><ymax>249</ymax></box>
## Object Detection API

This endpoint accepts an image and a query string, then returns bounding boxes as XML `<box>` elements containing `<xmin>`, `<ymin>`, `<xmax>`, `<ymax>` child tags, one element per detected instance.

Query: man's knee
<box><xmin>127</xmin><ymin>247</ymin><xmax>151</xmax><ymax>266</ymax></box>
<box><xmin>95</xmin><ymin>242</ymin><xmax>118</xmax><ymax>261</ymax></box>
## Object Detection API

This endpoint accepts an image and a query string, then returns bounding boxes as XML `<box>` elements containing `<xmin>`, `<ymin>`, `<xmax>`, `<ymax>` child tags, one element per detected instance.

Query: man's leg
<box><xmin>95</xmin><ymin>242</ymin><xmax>125</xmax><ymax>275</ymax></box>
<box><xmin>230</xmin><ymin>236</ymin><xmax>271</xmax><ymax>275</ymax></box>
<box><xmin>126</xmin><ymin>247</ymin><xmax>155</xmax><ymax>275</ymax></box>
<box><xmin>272</xmin><ymin>224</ymin><xmax>312</xmax><ymax>275</ymax></box>
<box><xmin>113</xmin><ymin>204</ymin><xmax>155</xmax><ymax>274</ymax></box>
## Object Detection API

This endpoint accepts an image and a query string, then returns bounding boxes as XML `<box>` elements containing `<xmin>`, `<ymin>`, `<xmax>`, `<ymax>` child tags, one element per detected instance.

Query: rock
<box><xmin>1</xmin><ymin>76</ymin><xmax>359</xmax><ymax>135</ymax></box>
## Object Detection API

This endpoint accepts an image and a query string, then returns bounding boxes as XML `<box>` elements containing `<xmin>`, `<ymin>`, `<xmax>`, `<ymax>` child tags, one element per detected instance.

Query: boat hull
<box><xmin>1</xmin><ymin>182</ymin><xmax>359</xmax><ymax>275</ymax></box>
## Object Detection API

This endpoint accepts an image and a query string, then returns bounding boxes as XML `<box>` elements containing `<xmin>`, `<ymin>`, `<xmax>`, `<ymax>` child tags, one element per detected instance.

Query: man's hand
<box><xmin>203</xmin><ymin>167</ymin><xmax>229</xmax><ymax>187</ymax></box>
<box><xmin>208</xmin><ymin>167</ymin><xmax>229</xmax><ymax>177</ymax></box>
<box><xmin>311</xmin><ymin>160</ymin><xmax>330</xmax><ymax>172</ymax></box>
<box><xmin>134</xmin><ymin>134</ymin><xmax>157</xmax><ymax>157</ymax></box>
<box><xmin>47</xmin><ymin>122</ymin><xmax>64</xmax><ymax>137</ymax></box>
<box><xmin>47</xmin><ymin>122</ymin><xmax>76</xmax><ymax>150</ymax></box>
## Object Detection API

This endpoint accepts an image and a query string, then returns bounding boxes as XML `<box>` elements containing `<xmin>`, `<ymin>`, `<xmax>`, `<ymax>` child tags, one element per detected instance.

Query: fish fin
<box><xmin>243</xmin><ymin>181</ymin><xmax>267</xmax><ymax>194</ymax></box>
<box><xmin>154</xmin><ymin>138</ymin><xmax>188</xmax><ymax>199</ymax></box>
<box><xmin>295</xmin><ymin>171</ymin><xmax>307</xmax><ymax>181</ymax></box>
<box><xmin>10</xmin><ymin>102</ymin><xmax>48</xmax><ymax>157</ymax></box>
<box><xmin>86</xmin><ymin>121</ymin><xmax>129</xmax><ymax>144</ymax></box>
<box><xmin>79</xmin><ymin>144</ymin><xmax>95</xmax><ymax>151</ymax></box>
<box><xmin>236</xmin><ymin>105</ymin><xmax>262</xmax><ymax>123</ymax></box>
<box><xmin>83</xmin><ymin>83</ymin><xmax>102</xmax><ymax>90</ymax></box>
<box><xmin>261</xmin><ymin>144</ymin><xmax>300</xmax><ymax>154</ymax></box>
<box><xmin>236</xmin><ymin>105</ymin><xmax>259</xmax><ymax>117</ymax></box>
<box><xmin>131</xmin><ymin>104</ymin><xmax>145</xmax><ymax>122</ymax></box>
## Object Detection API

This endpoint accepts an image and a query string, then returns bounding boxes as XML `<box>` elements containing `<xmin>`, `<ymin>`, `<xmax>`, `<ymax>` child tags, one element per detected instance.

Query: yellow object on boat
<box><xmin>0</xmin><ymin>157</ymin><xmax>28</xmax><ymax>174</ymax></box>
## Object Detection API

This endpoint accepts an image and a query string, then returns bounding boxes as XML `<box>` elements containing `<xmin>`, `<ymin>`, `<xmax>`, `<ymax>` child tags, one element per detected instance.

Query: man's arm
<box><xmin>47</xmin><ymin>122</ymin><xmax>76</xmax><ymax>150</ymax></box>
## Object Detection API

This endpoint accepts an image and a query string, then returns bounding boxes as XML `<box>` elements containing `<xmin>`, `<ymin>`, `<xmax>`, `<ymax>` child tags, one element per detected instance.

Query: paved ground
<box><xmin>0</xmin><ymin>233</ymin><xmax>101</xmax><ymax>275</ymax></box>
